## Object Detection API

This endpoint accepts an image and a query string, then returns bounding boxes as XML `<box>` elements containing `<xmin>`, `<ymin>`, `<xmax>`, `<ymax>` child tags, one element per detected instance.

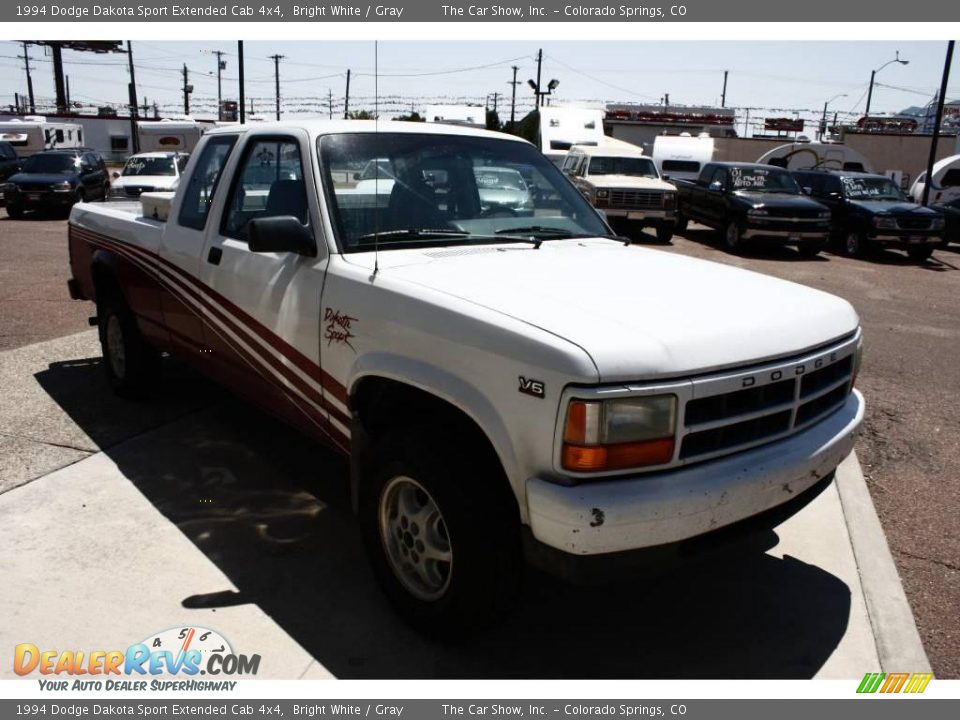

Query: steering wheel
<box><xmin>479</xmin><ymin>203</ymin><xmax>519</xmax><ymax>218</ymax></box>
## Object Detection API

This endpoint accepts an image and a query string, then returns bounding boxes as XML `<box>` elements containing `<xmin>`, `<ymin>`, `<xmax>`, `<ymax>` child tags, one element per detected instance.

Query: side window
<box><xmin>221</xmin><ymin>137</ymin><xmax>307</xmax><ymax>241</ymax></box>
<box><xmin>697</xmin><ymin>165</ymin><xmax>715</xmax><ymax>186</ymax></box>
<box><xmin>710</xmin><ymin>167</ymin><xmax>727</xmax><ymax>187</ymax></box>
<box><xmin>178</xmin><ymin>136</ymin><xmax>237</xmax><ymax>231</ymax></box>
<box><xmin>827</xmin><ymin>176</ymin><xmax>843</xmax><ymax>196</ymax></box>
<box><xmin>561</xmin><ymin>154</ymin><xmax>578</xmax><ymax>174</ymax></box>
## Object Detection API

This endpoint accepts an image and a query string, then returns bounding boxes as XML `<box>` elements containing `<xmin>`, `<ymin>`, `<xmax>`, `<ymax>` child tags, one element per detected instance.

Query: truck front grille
<box><xmin>897</xmin><ymin>216</ymin><xmax>931</xmax><ymax>230</ymax></box>
<box><xmin>608</xmin><ymin>190</ymin><xmax>662</xmax><ymax>208</ymax></box>
<box><xmin>677</xmin><ymin>346</ymin><xmax>856</xmax><ymax>463</ymax></box>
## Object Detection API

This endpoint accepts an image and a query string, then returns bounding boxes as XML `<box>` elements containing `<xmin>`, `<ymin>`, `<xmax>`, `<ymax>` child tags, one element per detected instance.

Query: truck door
<box><xmin>198</xmin><ymin>130</ymin><xmax>335</xmax><ymax>444</ymax></box>
<box><xmin>159</xmin><ymin>134</ymin><xmax>238</xmax><ymax>358</ymax></box>
<box><xmin>703</xmin><ymin>166</ymin><xmax>728</xmax><ymax>226</ymax></box>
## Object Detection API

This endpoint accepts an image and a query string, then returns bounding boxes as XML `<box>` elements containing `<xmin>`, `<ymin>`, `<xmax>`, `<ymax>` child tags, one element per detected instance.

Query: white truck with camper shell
<box><xmin>66</xmin><ymin>120</ymin><xmax>865</xmax><ymax>636</ymax></box>
<box><xmin>562</xmin><ymin>141</ymin><xmax>677</xmax><ymax>242</ymax></box>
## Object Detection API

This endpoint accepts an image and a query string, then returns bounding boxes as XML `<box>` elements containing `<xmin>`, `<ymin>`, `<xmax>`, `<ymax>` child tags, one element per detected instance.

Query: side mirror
<box><xmin>709</xmin><ymin>180</ymin><xmax>723</xmax><ymax>192</ymax></box>
<box><xmin>247</xmin><ymin>216</ymin><xmax>316</xmax><ymax>256</ymax></box>
<box><xmin>112</xmin><ymin>172</ymin><xmax>120</xmax><ymax>179</ymax></box>
<box><xmin>802</xmin><ymin>186</ymin><xmax>813</xmax><ymax>195</ymax></box>
<box><xmin>662</xmin><ymin>175</ymin><xmax>671</xmax><ymax>181</ymax></box>
<box><xmin>353</xmin><ymin>172</ymin><xmax>361</xmax><ymax>181</ymax></box>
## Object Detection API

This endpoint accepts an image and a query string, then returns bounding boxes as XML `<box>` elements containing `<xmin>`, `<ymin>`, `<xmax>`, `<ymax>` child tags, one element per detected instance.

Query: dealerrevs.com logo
<box><xmin>14</xmin><ymin>626</ymin><xmax>260</xmax><ymax>691</ymax></box>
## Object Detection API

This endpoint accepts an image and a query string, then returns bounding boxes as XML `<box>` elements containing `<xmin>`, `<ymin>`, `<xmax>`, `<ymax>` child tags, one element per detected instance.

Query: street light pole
<box><xmin>820</xmin><ymin>93</ymin><xmax>847</xmax><ymax>140</ymax></box>
<box><xmin>864</xmin><ymin>51</ymin><xmax>909</xmax><ymax>119</ymax></box>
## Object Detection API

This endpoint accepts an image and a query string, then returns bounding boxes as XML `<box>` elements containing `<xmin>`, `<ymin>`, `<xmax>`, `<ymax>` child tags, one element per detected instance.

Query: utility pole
<box><xmin>182</xmin><ymin>64</ymin><xmax>193</xmax><ymax>116</ymax></box>
<box><xmin>344</xmin><ymin>69</ymin><xmax>351</xmax><ymax>119</ymax></box>
<box><xmin>65</xmin><ymin>76</ymin><xmax>71</xmax><ymax>109</ymax></box>
<box><xmin>20</xmin><ymin>42</ymin><xmax>35</xmax><ymax>114</ymax></box>
<box><xmin>127</xmin><ymin>41</ymin><xmax>140</xmax><ymax>153</ymax></box>
<box><xmin>721</xmin><ymin>70</ymin><xmax>728</xmax><ymax>108</ymax></box>
<box><xmin>269</xmin><ymin>54</ymin><xmax>285</xmax><ymax>121</ymax></box>
<box><xmin>508</xmin><ymin>65</ymin><xmax>519</xmax><ymax>124</ymax></box>
<box><xmin>328</xmin><ymin>89</ymin><xmax>333</xmax><ymax>120</ymax></box>
<box><xmin>488</xmin><ymin>92</ymin><xmax>499</xmax><ymax>112</ymax></box>
<box><xmin>921</xmin><ymin>41</ymin><xmax>954</xmax><ymax>206</ymax></box>
<box><xmin>238</xmin><ymin>41</ymin><xmax>245</xmax><ymax>124</ymax></box>
<box><xmin>212</xmin><ymin>50</ymin><xmax>226</xmax><ymax>113</ymax></box>
<box><xmin>535</xmin><ymin>49</ymin><xmax>543</xmax><ymax>107</ymax></box>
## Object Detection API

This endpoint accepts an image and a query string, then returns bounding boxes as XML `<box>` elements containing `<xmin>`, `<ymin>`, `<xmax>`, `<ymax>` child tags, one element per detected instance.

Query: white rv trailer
<box><xmin>651</xmin><ymin>133</ymin><xmax>715</xmax><ymax>181</ymax></box>
<box><xmin>755</xmin><ymin>142</ymin><xmax>875</xmax><ymax>173</ymax></box>
<box><xmin>909</xmin><ymin>153</ymin><xmax>960</xmax><ymax>204</ymax></box>
<box><xmin>136</xmin><ymin>119</ymin><xmax>205</xmax><ymax>153</ymax></box>
<box><xmin>424</xmin><ymin>105</ymin><xmax>486</xmax><ymax>128</ymax></box>
<box><xmin>0</xmin><ymin>117</ymin><xmax>85</xmax><ymax>155</ymax></box>
<box><xmin>535</xmin><ymin>106</ymin><xmax>606</xmax><ymax>167</ymax></box>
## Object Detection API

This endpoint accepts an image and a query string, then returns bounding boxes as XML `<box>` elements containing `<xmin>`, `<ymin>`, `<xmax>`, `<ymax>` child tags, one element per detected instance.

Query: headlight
<box><xmin>596</xmin><ymin>189</ymin><xmax>609</xmax><ymax>199</ymax></box>
<box><xmin>561</xmin><ymin>395</ymin><xmax>677</xmax><ymax>472</ymax></box>
<box><xmin>662</xmin><ymin>192</ymin><xmax>676</xmax><ymax>209</ymax></box>
<box><xmin>0</xmin><ymin>183</ymin><xmax>14</xmax><ymax>194</ymax></box>
<box><xmin>873</xmin><ymin>215</ymin><xmax>897</xmax><ymax>229</ymax></box>
<box><xmin>931</xmin><ymin>217</ymin><xmax>945</xmax><ymax>230</ymax></box>
<box><xmin>51</xmin><ymin>181</ymin><xmax>73</xmax><ymax>192</ymax></box>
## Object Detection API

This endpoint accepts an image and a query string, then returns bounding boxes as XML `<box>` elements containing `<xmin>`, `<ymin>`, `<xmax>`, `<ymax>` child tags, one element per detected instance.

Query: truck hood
<box><xmin>848</xmin><ymin>199</ymin><xmax>938</xmax><ymax>215</ymax></box>
<box><xmin>112</xmin><ymin>175</ymin><xmax>178</xmax><ymax>189</ymax></box>
<box><xmin>350</xmin><ymin>239</ymin><xmax>859</xmax><ymax>381</ymax></box>
<box><xmin>732</xmin><ymin>191</ymin><xmax>824</xmax><ymax>211</ymax></box>
<box><xmin>588</xmin><ymin>175</ymin><xmax>673</xmax><ymax>191</ymax></box>
<box><xmin>9</xmin><ymin>172</ymin><xmax>77</xmax><ymax>185</ymax></box>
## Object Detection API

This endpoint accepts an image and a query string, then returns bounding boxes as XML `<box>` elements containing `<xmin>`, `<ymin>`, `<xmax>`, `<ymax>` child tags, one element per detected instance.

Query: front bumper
<box><xmin>526</xmin><ymin>389</ymin><xmax>863</xmax><ymax>556</ymax></box>
<box><xmin>741</xmin><ymin>227</ymin><xmax>830</xmax><ymax>242</ymax></box>
<box><xmin>603</xmin><ymin>209</ymin><xmax>676</xmax><ymax>222</ymax></box>
<box><xmin>869</xmin><ymin>232</ymin><xmax>942</xmax><ymax>247</ymax></box>
<box><xmin>6</xmin><ymin>191</ymin><xmax>76</xmax><ymax>207</ymax></box>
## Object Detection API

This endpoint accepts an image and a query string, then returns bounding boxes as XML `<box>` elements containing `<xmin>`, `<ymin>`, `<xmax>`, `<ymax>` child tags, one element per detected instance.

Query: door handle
<box><xmin>207</xmin><ymin>247</ymin><xmax>222</xmax><ymax>265</ymax></box>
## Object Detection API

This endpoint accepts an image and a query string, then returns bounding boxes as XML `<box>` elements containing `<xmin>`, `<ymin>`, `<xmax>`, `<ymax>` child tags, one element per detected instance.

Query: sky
<box><xmin>1</xmin><ymin>40</ymin><xmax>957</xmax><ymax>131</ymax></box>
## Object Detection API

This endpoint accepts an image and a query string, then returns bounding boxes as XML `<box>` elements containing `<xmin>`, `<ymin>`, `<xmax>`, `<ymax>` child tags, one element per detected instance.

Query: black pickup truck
<box><xmin>675</xmin><ymin>162</ymin><xmax>832</xmax><ymax>256</ymax></box>
<box><xmin>793</xmin><ymin>169</ymin><xmax>945</xmax><ymax>262</ymax></box>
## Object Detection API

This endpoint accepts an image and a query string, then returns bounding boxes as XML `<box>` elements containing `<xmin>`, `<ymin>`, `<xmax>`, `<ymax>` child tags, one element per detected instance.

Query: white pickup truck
<box><xmin>67</xmin><ymin>120</ymin><xmax>864</xmax><ymax>637</ymax></box>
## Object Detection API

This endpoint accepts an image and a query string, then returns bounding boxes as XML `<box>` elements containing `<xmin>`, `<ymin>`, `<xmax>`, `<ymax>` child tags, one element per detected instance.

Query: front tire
<box><xmin>843</xmin><ymin>230</ymin><xmax>865</xmax><ymax>257</ymax></box>
<box><xmin>656</xmin><ymin>223</ymin><xmax>675</xmax><ymax>243</ymax></box>
<box><xmin>797</xmin><ymin>241</ymin><xmax>827</xmax><ymax>258</ymax></box>
<box><xmin>675</xmin><ymin>214</ymin><xmax>688</xmax><ymax>234</ymax></box>
<box><xmin>724</xmin><ymin>220</ymin><xmax>744</xmax><ymax>253</ymax></box>
<box><xmin>97</xmin><ymin>292</ymin><xmax>158</xmax><ymax>397</ymax></box>
<box><xmin>359</xmin><ymin>426</ymin><xmax>522</xmax><ymax>639</ymax></box>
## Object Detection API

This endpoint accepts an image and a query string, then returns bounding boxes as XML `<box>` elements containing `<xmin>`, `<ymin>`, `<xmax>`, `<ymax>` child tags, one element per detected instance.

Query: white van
<box><xmin>909</xmin><ymin>154</ymin><xmax>960</xmax><ymax>204</ymax></box>
<box><xmin>0</xmin><ymin>117</ymin><xmax>84</xmax><ymax>156</ymax></box>
<box><xmin>136</xmin><ymin>120</ymin><xmax>205</xmax><ymax>154</ymax></box>
<box><xmin>756</xmin><ymin>142</ymin><xmax>874</xmax><ymax>173</ymax></box>
<box><xmin>652</xmin><ymin>134</ymin><xmax>714</xmax><ymax>182</ymax></box>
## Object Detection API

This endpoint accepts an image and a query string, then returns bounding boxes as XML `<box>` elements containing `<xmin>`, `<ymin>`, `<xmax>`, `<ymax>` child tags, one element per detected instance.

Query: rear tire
<box><xmin>907</xmin><ymin>245</ymin><xmax>933</xmax><ymax>262</ymax></box>
<box><xmin>97</xmin><ymin>291</ymin><xmax>158</xmax><ymax>397</ymax></box>
<box><xmin>359</xmin><ymin>425</ymin><xmax>522</xmax><ymax>639</ymax></box>
<box><xmin>843</xmin><ymin>231</ymin><xmax>865</xmax><ymax>257</ymax></box>
<box><xmin>656</xmin><ymin>223</ymin><xmax>675</xmax><ymax>243</ymax></box>
<box><xmin>797</xmin><ymin>241</ymin><xmax>826</xmax><ymax>258</ymax></box>
<box><xmin>675</xmin><ymin>215</ymin><xmax>688</xmax><ymax>234</ymax></box>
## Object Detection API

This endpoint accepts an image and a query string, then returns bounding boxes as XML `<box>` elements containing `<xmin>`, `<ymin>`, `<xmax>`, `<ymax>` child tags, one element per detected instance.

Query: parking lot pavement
<box><xmin>0</xmin><ymin>331</ymin><xmax>928</xmax><ymax>679</ymax></box>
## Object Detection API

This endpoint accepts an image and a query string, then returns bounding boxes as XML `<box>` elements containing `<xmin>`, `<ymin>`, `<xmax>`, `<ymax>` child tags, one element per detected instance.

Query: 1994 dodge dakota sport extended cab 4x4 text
<box><xmin>67</xmin><ymin>121</ymin><xmax>864</xmax><ymax>636</ymax></box>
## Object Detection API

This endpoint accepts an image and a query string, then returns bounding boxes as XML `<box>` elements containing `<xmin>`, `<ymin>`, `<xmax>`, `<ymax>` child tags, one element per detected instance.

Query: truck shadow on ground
<box><xmin>35</xmin><ymin>357</ymin><xmax>853</xmax><ymax>679</ymax></box>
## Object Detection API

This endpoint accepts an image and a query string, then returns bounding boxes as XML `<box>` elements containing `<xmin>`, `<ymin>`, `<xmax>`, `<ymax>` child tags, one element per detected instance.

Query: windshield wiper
<box><xmin>355</xmin><ymin>228</ymin><xmax>471</xmax><ymax>242</ymax></box>
<box><xmin>495</xmin><ymin>225</ymin><xmax>578</xmax><ymax>238</ymax></box>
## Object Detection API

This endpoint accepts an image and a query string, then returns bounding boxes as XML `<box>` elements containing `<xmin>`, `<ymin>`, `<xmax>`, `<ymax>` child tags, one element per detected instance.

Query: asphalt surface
<box><xmin>0</xmin><ymin>207</ymin><xmax>956</xmax><ymax>676</ymax></box>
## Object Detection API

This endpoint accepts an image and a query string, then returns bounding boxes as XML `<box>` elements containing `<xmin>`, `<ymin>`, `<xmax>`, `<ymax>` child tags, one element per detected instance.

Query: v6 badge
<box><xmin>518</xmin><ymin>376</ymin><xmax>545</xmax><ymax>398</ymax></box>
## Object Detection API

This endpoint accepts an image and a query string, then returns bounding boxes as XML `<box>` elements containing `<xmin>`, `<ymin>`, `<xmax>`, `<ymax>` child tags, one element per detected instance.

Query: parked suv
<box><xmin>3</xmin><ymin>148</ymin><xmax>109</xmax><ymax>218</ymax></box>
<box><xmin>793</xmin><ymin>169</ymin><xmax>944</xmax><ymax>262</ymax></box>
<box><xmin>0</xmin><ymin>140</ymin><xmax>20</xmax><ymax>183</ymax></box>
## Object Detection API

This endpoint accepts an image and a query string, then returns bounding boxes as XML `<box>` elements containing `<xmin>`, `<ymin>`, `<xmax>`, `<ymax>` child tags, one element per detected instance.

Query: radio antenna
<box><xmin>372</xmin><ymin>39</ymin><xmax>380</xmax><ymax>278</ymax></box>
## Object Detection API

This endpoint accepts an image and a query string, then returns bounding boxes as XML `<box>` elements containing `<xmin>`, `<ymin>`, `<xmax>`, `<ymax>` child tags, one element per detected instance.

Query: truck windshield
<box><xmin>841</xmin><ymin>177</ymin><xmax>906</xmax><ymax>201</ymax></box>
<box><xmin>122</xmin><ymin>156</ymin><xmax>180</xmax><ymax>176</ymax></box>
<box><xmin>21</xmin><ymin>154</ymin><xmax>79</xmax><ymax>174</ymax></box>
<box><xmin>588</xmin><ymin>156</ymin><xmax>658</xmax><ymax>178</ymax></box>
<box><xmin>728</xmin><ymin>167</ymin><xmax>800</xmax><ymax>193</ymax></box>
<box><xmin>319</xmin><ymin>133</ymin><xmax>610</xmax><ymax>252</ymax></box>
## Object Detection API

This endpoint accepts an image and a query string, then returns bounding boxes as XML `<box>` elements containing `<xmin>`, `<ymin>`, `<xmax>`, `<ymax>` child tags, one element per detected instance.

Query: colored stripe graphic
<box><xmin>857</xmin><ymin>672</ymin><xmax>932</xmax><ymax>694</ymax></box>
<box><xmin>71</xmin><ymin>224</ymin><xmax>352</xmax><ymax>451</ymax></box>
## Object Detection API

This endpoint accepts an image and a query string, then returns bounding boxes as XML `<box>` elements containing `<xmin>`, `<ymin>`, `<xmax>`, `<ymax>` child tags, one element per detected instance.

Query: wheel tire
<box><xmin>359</xmin><ymin>426</ymin><xmax>522</xmax><ymax>639</ymax></box>
<box><xmin>724</xmin><ymin>221</ymin><xmax>744</xmax><ymax>253</ymax></box>
<box><xmin>656</xmin><ymin>223</ymin><xmax>675</xmax><ymax>243</ymax></box>
<box><xmin>675</xmin><ymin>215</ymin><xmax>688</xmax><ymax>234</ymax></box>
<box><xmin>843</xmin><ymin>231</ymin><xmax>864</xmax><ymax>257</ymax></box>
<box><xmin>797</xmin><ymin>241</ymin><xmax>826</xmax><ymax>258</ymax></box>
<box><xmin>97</xmin><ymin>292</ymin><xmax>158</xmax><ymax>397</ymax></box>
<box><xmin>907</xmin><ymin>245</ymin><xmax>933</xmax><ymax>262</ymax></box>
<box><xmin>6</xmin><ymin>204</ymin><xmax>23</xmax><ymax>219</ymax></box>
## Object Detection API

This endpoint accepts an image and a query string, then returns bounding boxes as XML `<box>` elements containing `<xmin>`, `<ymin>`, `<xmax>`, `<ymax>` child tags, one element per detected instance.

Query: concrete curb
<box><xmin>835</xmin><ymin>451</ymin><xmax>932</xmax><ymax>674</ymax></box>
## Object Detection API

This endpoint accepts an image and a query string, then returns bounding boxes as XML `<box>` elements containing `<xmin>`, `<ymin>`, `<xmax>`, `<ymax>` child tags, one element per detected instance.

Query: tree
<box><xmin>486</xmin><ymin>109</ymin><xmax>502</xmax><ymax>131</ymax></box>
<box><xmin>394</xmin><ymin>111</ymin><xmax>425</xmax><ymax>122</ymax></box>
<box><xmin>347</xmin><ymin>109</ymin><xmax>378</xmax><ymax>120</ymax></box>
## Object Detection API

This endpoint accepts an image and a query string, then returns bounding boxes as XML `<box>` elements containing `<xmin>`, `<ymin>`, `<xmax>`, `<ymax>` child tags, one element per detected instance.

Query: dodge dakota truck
<box><xmin>561</xmin><ymin>143</ymin><xmax>677</xmax><ymax>242</ymax></box>
<box><xmin>675</xmin><ymin>162</ymin><xmax>832</xmax><ymax>256</ymax></box>
<box><xmin>67</xmin><ymin>121</ymin><xmax>864</xmax><ymax>636</ymax></box>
